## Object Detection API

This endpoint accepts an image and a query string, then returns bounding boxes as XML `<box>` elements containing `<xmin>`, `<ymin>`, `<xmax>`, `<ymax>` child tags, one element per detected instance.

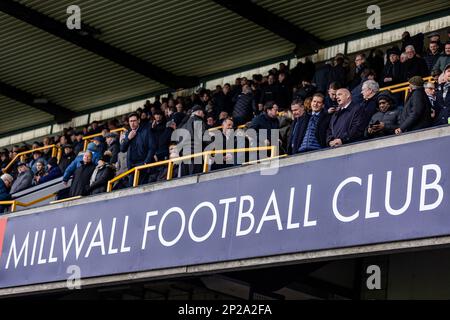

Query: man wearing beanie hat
<box><xmin>38</xmin><ymin>157</ymin><xmax>62</xmax><ymax>185</ymax></box>
<box><xmin>366</xmin><ymin>93</ymin><xmax>400</xmax><ymax>138</ymax></box>
<box><xmin>382</xmin><ymin>46</ymin><xmax>403</xmax><ymax>86</ymax></box>
<box><xmin>395</xmin><ymin>76</ymin><xmax>432</xmax><ymax>134</ymax></box>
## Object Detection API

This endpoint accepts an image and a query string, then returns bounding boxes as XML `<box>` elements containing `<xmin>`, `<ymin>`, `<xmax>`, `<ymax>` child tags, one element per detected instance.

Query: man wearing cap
<box><xmin>28</xmin><ymin>149</ymin><xmax>47</xmax><ymax>174</ymax></box>
<box><xmin>0</xmin><ymin>174</ymin><xmax>13</xmax><ymax>214</ymax></box>
<box><xmin>434</xmin><ymin>63</ymin><xmax>450</xmax><ymax>126</ymax></box>
<box><xmin>433</xmin><ymin>41</ymin><xmax>450</xmax><ymax>73</ymax></box>
<box><xmin>86</xmin><ymin>154</ymin><xmax>115</xmax><ymax>195</ymax></box>
<box><xmin>382</xmin><ymin>47</ymin><xmax>404</xmax><ymax>86</ymax></box>
<box><xmin>59</xmin><ymin>144</ymin><xmax>76</xmax><ymax>173</ymax></box>
<box><xmin>105</xmin><ymin>132</ymin><xmax>120</xmax><ymax>164</ymax></box>
<box><xmin>10</xmin><ymin>162</ymin><xmax>33</xmax><ymax>194</ymax></box>
<box><xmin>92</xmin><ymin>136</ymin><xmax>106</xmax><ymax>155</ymax></box>
<box><xmin>395</xmin><ymin>76</ymin><xmax>432</xmax><ymax>134</ymax></box>
<box><xmin>427</xmin><ymin>32</ymin><xmax>444</xmax><ymax>53</ymax></box>
<box><xmin>38</xmin><ymin>157</ymin><xmax>62</xmax><ymax>185</ymax></box>
<box><xmin>73</xmin><ymin>131</ymin><xmax>84</xmax><ymax>155</ymax></box>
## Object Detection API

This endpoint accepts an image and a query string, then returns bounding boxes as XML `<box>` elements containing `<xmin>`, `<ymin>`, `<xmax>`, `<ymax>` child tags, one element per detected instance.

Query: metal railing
<box><xmin>379</xmin><ymin>76</ymin><xmax>433</xmax><ymax>101</ymax></box>
<box><xmin>2</xmin><ymin>144</ymin><xmax>59</xmax><ymax>174</ymax></box>
<box><xmin>208</xmin><ymin>124</ymin><xmax>247</xmax><ymax>132</ymax></box>
<box><xmin>0</xmin><ymin>193</ymin><xmax>57</xmax><ymax>213</ymax></box>
<box><xmin>107</xmin><ymin>145</ymin><xmax>278</xmax><ymax>192</ymax></box>
<box><xmin>82</xmin><ymin>128</ymin><xmax>126</xmax><ymax>151</ymax></box>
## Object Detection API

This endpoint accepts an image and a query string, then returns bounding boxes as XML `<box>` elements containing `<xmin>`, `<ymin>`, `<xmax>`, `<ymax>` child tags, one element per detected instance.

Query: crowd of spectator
<box><xmin>1</xmin><ymin>28</ymin><xmax>450</xmax><ymax>213</ymax></box>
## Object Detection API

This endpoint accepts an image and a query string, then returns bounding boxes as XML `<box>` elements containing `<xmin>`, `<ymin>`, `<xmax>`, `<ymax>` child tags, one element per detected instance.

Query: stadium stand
<box><xmin>1</xmin><ymin>30</ymin><xmax>450</xmax><ymax>213</ymax></box>
<box><xmin>0</xmin><ymin>0</ymin><xmax>450</xmax><ymax>300</ymax></box>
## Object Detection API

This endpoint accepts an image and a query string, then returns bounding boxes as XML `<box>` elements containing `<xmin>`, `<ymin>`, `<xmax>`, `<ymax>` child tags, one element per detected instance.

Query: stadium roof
<box><xmin>1</xmin><ymin>0</ymin><xmax>449</xmax><ymax>136</ymax></box>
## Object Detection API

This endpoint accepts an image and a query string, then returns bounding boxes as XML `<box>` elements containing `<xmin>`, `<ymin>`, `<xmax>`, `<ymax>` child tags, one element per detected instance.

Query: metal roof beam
<box><xmin>0</xmin><ymin>81</ymin><xmax>77</xmax><ymax>123</ymax></box>
<box><xmin>0</xmin><ymin>0</ymin><xmax>199</xmax><ymax>89</ymax></box>
<box><xmin>212</xmin><ymin>0</ymin><xmax>325</xmax><ymax>55</ymax></box>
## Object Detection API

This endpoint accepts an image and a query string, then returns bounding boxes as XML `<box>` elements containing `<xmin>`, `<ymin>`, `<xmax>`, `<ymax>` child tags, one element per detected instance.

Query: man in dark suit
<box><xmin>327</xmin><ymin>89</ymin><xmax>366</xmax><ymax>147</ymax></box>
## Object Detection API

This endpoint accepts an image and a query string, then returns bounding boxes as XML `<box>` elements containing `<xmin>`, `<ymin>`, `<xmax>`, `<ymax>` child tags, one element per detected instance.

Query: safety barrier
<box><xmin>107</xmin><ymin>145</ymin><xmax>278</xmax><ymax>192</ymax></box>
<box><xmin>2</xmin><ymin>144</ymin><xmax>59</xmax><ymax>174</ymax></box>
<box><xmin>0</xmin><ymin>192</ymin><xmax>57</xmax><ymax>213</ymax></box>
<box><xmin>379</xmin><ymin>76</ymin><xmax>433</xmax><ymax>101</ymax></box>
<box><xmin>82</xmin><ymin>127</ymin><xmax>126</xmax><ymax>151</ymax></box>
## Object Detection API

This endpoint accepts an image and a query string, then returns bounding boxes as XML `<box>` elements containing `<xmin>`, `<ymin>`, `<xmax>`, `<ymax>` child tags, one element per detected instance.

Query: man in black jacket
<box><xmin>178</xmin><ymin>105</ymin><xmax>207</xmax><ymax>175</ymax></box>
<box><xmin>69</xmin><ymin>151</ymin><xmax>96</xmax><ymax>197</ymax></box>
<box><xmin>58</xmin><ymin>144</ymin><xmax>76</xmax><ymax>173</ymax></box>
<box><xmin>395</xmin><ymin>76</ymin><xmax>432</xmax><ymax>134</ymax></box>
<box><xmin>87</xmin><ymin>154</ymin><xmax>116</xmax><ymax>195</ymax></box>
<box><xmin>296</xmin><ymin>93</ymin><xmax>332</xmax><ymax>153</ymax></box>
<box><xmin>403</xmin><ymin>45</ymin><xmax>429</xmax><ymax>80</ymax></box>
<box><xmin>105</xmin><ymin>133</ymin><xmax>120</xmax><ymax>164</ymax></box>
<box><xmin>248</xmin><ymin>101</ymin><xmax>280</xmax><ymax>147</ymax></box>
<box><xmin>232</xmin><ymin>84</ymin><xmax>255</xmax><ymax>126</ymax></box>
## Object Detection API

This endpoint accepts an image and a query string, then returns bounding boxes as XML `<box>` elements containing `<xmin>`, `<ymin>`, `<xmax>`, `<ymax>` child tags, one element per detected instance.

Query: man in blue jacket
<box><xmin>120</xmin><ymin>112</ymin><xmax>156</xmax><ymax>186</ymax></box>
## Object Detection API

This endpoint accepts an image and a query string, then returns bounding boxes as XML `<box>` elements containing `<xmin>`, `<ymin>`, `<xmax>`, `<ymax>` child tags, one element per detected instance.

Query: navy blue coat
<box><xmin>120</xmin><ymin>123</ymin><xmax>156</xmax><ymax>167</ymax></box>
<box><xmin>327</xmin><ymin>102</ymin><xmax>366</xmax><ymax>145</ymax></box>
<box><xmin>292</xmin><ymin>110</ymin><xmax>331</xmax><ymax>153</ymax></box>
<box><xmin>39</xmin><ymin>166</ymin><xmax>62</xmax><ymax>184</ymax></box>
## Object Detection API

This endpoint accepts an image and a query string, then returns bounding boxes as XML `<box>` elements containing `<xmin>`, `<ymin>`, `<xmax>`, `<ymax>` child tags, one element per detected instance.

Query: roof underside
<box><xmin>0</xmin><ymin>0</ymin><xmax>448</xmax><ymax>135</ymax></box>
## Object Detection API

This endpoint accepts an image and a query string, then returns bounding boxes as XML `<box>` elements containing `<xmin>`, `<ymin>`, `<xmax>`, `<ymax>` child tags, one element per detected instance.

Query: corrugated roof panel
<box><xmin>0</xmin><ymin>12</ymin><xmax>163</xmax><ymax>114</ymax></box>
<box><xmin>257</xmin><ymin>0</ymin><xmax>450</xmax><ymax>41</ymax></box>
<box><xmin>0</xmin><ymin>96</ymin><xmax>52</xmax><ymax>135</ymax></box>
<box><xmin>17</xmin><ymin>0</ymin><xmax>294</xmax><ymax>77</ymax></box>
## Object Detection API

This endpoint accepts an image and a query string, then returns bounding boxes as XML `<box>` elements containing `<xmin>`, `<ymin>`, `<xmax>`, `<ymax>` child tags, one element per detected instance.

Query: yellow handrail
<box><xmin>379</xmin><ymin>76</ymin><xmax>433</xmax><ymax>101</ymax></box>
<box><xmin>208</xmin><ymin>124</ymin><xmax>247</xmax><ymax>132</ymax></box>
<box><xmin>242</xmin><ymin>154</ymin><xmax>287</xmax><ymax>166</ymax></box>
<box><xmin>2</xmin><ymin>144</ymin><xmax>58</xmax><ymax>174</ymax></box>
<box><xmin>107</xmin><ymin>145</ymin><xmax>276</xmax><ymax>192</ymax></box>
<box><xmin>82</xmin><ymin>128</ymin><xmax>126</xmax><ymax>151</ymax></box>
<box><xmin>49</xmin><ymin>196</ymin><xmax>82</xmax><ymax>205</ymax></box>
<box><xmin>0</xmin><ymin>192</ymin><xmax>57</xmax><ymax>213</ymax></box>
<box><xmin>379</xmin><ymin>76</ymin><xmax>433</xmax><ymax>92</ymax></box>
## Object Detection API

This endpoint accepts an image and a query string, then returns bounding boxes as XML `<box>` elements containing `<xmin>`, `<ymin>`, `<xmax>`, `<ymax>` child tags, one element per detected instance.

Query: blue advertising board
<box><xmin>0</xmin><ymin>136</ymin><xmax>449</xmax><ymax>288</ymax></box>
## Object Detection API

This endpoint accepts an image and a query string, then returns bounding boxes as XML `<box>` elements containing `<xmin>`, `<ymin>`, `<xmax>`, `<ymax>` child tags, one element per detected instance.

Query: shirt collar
<box><xmin>340</xmin><ymin>101</ymin><xmax>352</xmax><ymax>110</ymax></box>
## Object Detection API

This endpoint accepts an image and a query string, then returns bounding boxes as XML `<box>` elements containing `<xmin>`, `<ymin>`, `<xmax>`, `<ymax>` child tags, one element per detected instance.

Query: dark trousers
<box><xmin>128</xmin><ymin>163</ymin><xmax>151</xmax><ymax>187</ymax></box>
